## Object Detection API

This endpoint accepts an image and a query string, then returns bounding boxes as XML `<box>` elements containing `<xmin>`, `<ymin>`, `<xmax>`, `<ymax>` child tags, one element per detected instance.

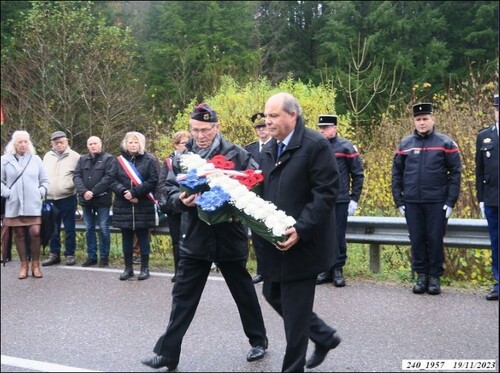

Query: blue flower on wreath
<box><xmin>196</xmin><ymin>186</ymin><xmax>230</xmax><ymax>212</ymax></box>
<box><xmin>178</xmin><ymin>169</ymin><xmax>208</xmax><ymax>189</ymax></box>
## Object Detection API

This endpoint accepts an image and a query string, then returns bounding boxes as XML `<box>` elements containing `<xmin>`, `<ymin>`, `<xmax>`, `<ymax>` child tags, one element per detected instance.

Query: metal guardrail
<box><xmin>345</xmin><ymin>216</ymin><xmax>490</xmax><ymax>273</ymax></box>
<box><xmin>73</xmin><ymin>216</ymin><xmax>490</xmax><ymax>273</ymax></box>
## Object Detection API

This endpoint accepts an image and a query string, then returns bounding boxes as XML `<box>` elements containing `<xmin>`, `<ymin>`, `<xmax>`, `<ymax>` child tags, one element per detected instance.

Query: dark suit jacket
<box><xmin>476</xmin><ymin>124</ymin><xmax>499</xmax><ymax>207</ymax></box>
<box><xmin>245</xmin><ymin>141</ymin><xmax>262</xmax><ymax>166</ymax></box>
<box><xmin>259</xmin><ymin>117</ymin><xmax>339</xmax><ymax>281</ymax></box>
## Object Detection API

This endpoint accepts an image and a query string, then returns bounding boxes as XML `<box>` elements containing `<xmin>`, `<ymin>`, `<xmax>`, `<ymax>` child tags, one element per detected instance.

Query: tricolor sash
<box><xmin>116</xmin><ymin>155</ymin><xmax>157</xmax><ymax>203</ymax></box>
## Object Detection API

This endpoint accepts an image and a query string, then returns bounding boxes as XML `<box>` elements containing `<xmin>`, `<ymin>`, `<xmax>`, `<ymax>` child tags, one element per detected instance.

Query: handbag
<box><xmin>40</xmin><ymin>188</ymin><xmax>59</xmax><ymax>251</ymax></box>
<box><xmin>1</xmin><ymin>155</ymin><xmax>32</xmax><ymax>216</ymax></box>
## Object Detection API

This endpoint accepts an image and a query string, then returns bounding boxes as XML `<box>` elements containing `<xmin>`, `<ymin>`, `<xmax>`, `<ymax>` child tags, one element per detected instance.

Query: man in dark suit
<box><xmin>476</xmin><ymin>94</ymin><xmax>499</xmax><ymax>301</ymax></box>
<box><xmin>245</xmin><ymin>112</ymin><xmax>271</xmax><ymax>284</ymax></box>
<box><xmin>259</xmin><ymin>93</ymin><xmax>341</xmax><ymax>372</ymax></box>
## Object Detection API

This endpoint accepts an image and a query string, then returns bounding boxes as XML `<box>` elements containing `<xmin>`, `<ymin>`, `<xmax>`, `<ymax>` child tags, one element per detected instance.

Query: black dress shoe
<box><xmin>427</xmin><ymin>276</ymin><xmax>441</xmax><ymax>295</ymax></box>
<box><xmin>333</xmin><ymin>268</ymin><xmax>346</xmax><ymax>287</ymax></box>
<box><xmin>141</xmin><ymin>354</ymin><xmax>177</xmax><ymax>371</ymax></box>
<box><xmin>252</xmin><ymin>274</ymin><xmax>263</xmax><ymax>284</ymax></box>
<box><xmin>246</xmin><ymin>345</ymin><xmax>266</xmax><ymax>362</ymax></box>
<box><xmin>486</xmin><ymin>290</ymin><xmax>498</xmax><ymax>301</ymax></box>
<box><xmin>412</xmin><ymin>273</ymin><xmax>428</xmax><ymax>294</ymax></box>
<box><xmin>305</xmin><ymin>332</ymin><xmax>341</xmax><ymax>369</ymax></box>
<box><xmin>316</xmin><ymin>271</ymin><xmax>333</xmax><ymax>285</ymax></box>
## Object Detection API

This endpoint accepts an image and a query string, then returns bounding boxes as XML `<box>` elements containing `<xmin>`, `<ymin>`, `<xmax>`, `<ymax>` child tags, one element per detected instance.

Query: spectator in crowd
<box><xmin>1</xmin><ymin>130</ymin><xmax>49</xmax><ymax>279</ymax></box>
<box><xmin>392</xmin><ymin>103</ymin><xmax>462</xmax><ymax>295</ymax></box>
<box><xmin>73</xmin><ymin>136</ymin><xmax>115</xmax><ymax>268</ymax></box>
<box><xmin>258</xmin><ymin>93</ymin><xmax>341</xmax><ymax>372</ymax></box>
<box><xmin>158</xmin><ymin>130</ymin><xmax>191</xmax><ymax>282</ymax></box>
<box><xmin>111</xmin><ymin>131</ymin><xmax>159</xmax><ymax>281</ymax></box>
<box><xmin>41</xmin><ymin>131</ymin><xmax>80</xmax><ymax>267</ymax></box>
<box><xmin>316</xmin><ymin>114</ymin><xmax>364</xmax><ymax>287</ymax></box>
<box><xmin>141</xmin><ymin>103</ymin><xmax>267</xmax><ymax>371</ymax></box>
<box><xmin>476</xmin><ymin>94</ymin><xmax>499</xmax><ymax>301</ymax></box>
<box><xmin>245</xmin><ymin>112</ymin><xmax>271</xmax><ymax>284</ymax></box>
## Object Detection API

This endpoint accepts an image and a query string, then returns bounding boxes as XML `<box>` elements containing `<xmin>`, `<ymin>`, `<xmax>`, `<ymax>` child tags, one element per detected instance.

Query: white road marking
<box><xmin>1</xmin><ymin>355</ymin><xmax>102</xmax><ymax>372</ymax></box>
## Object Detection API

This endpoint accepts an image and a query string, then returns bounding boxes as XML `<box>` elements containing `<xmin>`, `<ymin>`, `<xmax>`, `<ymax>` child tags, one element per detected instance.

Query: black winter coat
<box><xmin>392</xmin><ymin>129</ymin><xmax>462</xmax><ymax>207</ymax></box>
<box><xmin>259</xmin><ymin>118</ymin><xmax>339</xmax><ymax>282</ymax></box>
<box><xmin>73</xmin><ymin>152</ymin><xmax>115</xmax><ymax>208</ymax></box>
<box><xmin>164</xmin><ymin>134</ymin><xmax>256</xmax><ymax>262</ymax></box>
<box><xmin>328</xmin><ymin>136</ymin><xmax>364</xmax><ymax>203</ymax></box>
<box><xmin>111</xmin><ymin>151</ymin><xmax>159</xmax><ymax>230</ymax></box>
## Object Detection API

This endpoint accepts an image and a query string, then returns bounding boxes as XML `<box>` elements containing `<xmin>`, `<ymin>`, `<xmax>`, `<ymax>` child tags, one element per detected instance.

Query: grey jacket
<box><xmin>1</xmin><ymin>153</ymin><xmax>50</xmax><ymax>218</ymax></box>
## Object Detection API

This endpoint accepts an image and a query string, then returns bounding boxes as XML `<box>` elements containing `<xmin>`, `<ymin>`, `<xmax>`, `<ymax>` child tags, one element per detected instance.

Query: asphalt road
<box><xmin>1</xmin><ymin>263</ymin><xmax>498</xmax><ymax>372</ymax></box>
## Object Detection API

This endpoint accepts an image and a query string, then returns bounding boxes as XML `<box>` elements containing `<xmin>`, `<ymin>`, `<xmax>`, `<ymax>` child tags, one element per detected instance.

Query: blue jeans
<box><xmin>82</xmin><ymin>206</ymin><xmax>111</xmax><ymax>260</ymax></box>
<box><xmin>485</xmin><ymin>205</ymin><xmax>498</xmax><ymax>292</ymax></box>
<box><xmin>50</xmin><ymin>195</ymin><xmax>77</xmax><ymax>257</ymax></box>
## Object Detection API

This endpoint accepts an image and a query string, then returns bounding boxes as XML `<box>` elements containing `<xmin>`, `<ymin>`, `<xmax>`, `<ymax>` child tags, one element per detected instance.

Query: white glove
<box><xmin>479</xmin><ymin>202</ymin><xmax>485</xmax><ymax>219</ymax></box>
<box><xmin>443</xmin><ymin>204</ymin><xmax>453</xmax><ymax>219</ymax></box>
<box><xmin>398</xmin><ymin>206</ymin><xmax>405</xmax><ymax>217</ymax></box>
<box><xmin>348</xmin><ymin>200</ymin><xmax>358</xmax><ymax>216</ymax></box>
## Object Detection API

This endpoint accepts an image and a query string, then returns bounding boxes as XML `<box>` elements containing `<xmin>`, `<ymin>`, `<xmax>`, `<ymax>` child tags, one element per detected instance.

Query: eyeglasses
<box><xmin>175</xmin><ymin>141</ymin><xmax>188</xmax><ymax>145</ymax></box>
<box><xmin>254</xmin><ymin>124</ymin><xmax>267</xmax><ymax>129</ymax></box>
<box><xmin>190</xmin><ymin>125</ymin><xmax>215</xmax><ymax>135</ymax></box>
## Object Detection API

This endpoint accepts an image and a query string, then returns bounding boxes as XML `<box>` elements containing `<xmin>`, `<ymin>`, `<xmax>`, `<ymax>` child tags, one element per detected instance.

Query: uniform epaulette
<box><xmin>478</xmin><ymin>125</ymin><xmax>493</xmax><ymax>134</ymax></box>
<box><xmin>245</xmin><ymin>140</ymin><xmax>258</xmax><ymax>147</ymax></box>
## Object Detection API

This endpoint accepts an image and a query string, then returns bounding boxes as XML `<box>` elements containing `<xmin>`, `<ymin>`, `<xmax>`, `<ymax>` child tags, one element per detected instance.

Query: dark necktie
<box><xmin>277</xmin><ymin>142</ymin><xmax>286</xmax><ymax>158</ymax></box>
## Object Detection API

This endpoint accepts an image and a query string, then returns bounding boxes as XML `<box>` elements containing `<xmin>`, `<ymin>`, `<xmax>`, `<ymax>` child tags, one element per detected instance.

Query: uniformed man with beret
<box><xmin>316</xmin><ymin>114</ymin><xmax>364</xmax><ymax>287</ymax></box>
<box><xmin>392</xmin><ymin>103</ymin><xmax>462</xmax><ymax>295</ymax></box>
<box><xmin>141</xmin><ymin>103</ymin><xmax>268</xmax><ymax>371</ymax></box>
<box><xmin>245</xmin><ymin>112</ymin><xmax>271</xmax><ymax>284</ymax></box>
<box><xmin>475</xmin><ymin>94</ymin><xmax>499</xmax><ymax>301</ymax></box>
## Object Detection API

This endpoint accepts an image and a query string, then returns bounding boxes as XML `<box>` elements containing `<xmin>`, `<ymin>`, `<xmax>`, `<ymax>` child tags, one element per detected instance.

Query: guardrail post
<box><xmin>369</xmin><ymin>243</ymin><xmax>380</xmax><ymax>273</ymax></box>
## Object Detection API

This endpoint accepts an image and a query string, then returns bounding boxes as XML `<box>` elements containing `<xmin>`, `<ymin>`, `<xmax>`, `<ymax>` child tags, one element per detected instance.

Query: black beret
<box><xmin>190</xmin><ymin>102</ymin><xmax>218</xmax><ymax>123</ymax></box>
<box><xmin>251</xmin><ymin>112</ymin><xmax>266</xmax><ymax>126</ymax></box>
<box><xmin>412</xmin><ymin>103</ymin><xmax>433</xmax><ymax>116</ymax></box>
<box><xmin>318</xmin><ymin>115</ymin><xmax>338</xmax><ymax>126</ymax></box>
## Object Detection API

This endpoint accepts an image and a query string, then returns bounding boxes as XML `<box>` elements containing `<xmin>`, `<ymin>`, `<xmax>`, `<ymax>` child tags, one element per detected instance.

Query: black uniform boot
<box><xmin>119</xmin><ymin>251</ymin><xmax>134</xmax><ymax>281</ymax></box>
<box><xmin>138</xmin><ymin>255</ymin><xmax>150</xmax><ymax>281</ymax></box>
<box><xmin>333</xmin><ymin>268</ymin><xmax>346</xmax><ymax>287</ymax></box>
<box><xmin>316</xmin><ymin>271</ymin><xmax>333</xmax><ymax>285</ymax></box>
<box><xmin>427</xmin><ymin>276</ymin><xmax>441</xmax><ymax>295</ymax></box>
<box><xmin>412</xmin><ymin>273</ymin><xmax>428</xmax><ymax>294</ymax></box>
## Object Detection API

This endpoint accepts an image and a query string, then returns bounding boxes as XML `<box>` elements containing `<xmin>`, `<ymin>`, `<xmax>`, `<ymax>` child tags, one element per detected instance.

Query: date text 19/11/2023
<box><xmin>402</xmin><ymin>359</ymin><xmax>496</xmax><ymax>371</ymax></box>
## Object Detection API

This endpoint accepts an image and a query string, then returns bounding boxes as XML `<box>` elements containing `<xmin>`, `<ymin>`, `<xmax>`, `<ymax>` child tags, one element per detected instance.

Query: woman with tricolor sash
<box><xmin>111</xmin><ymin>131</ymin><xmax>159</xmax><ymax>281</ymax></box>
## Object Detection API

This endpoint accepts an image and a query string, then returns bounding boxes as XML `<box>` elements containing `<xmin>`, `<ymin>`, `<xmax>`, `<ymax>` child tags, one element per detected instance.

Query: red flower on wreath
<box><xmin>233</xmin><ymin>169</ymin><xmax>264</xmax><ymax>190</ymax></box>
<box><xmin>208</xmin><ymin>154</ymin><xmax>264</xmax><ymax>190</ymax></box>
<box><xmin>208</xmin><ymin>154</ymin><xmax>235</xmax><ymax>170</ymax></box>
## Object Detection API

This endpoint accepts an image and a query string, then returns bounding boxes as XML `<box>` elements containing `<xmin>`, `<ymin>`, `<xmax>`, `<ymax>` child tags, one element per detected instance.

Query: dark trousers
<box><xmin>122</xmin><ymin>228</ymin><xmax>150</xmax><ymax>255</ymax></box>
<box><xmin>251</xmin><ymin>232</ymin><xmax>266</xmax><ymax>276</ymax></box>
<box><xmin>263</xmin><ymin>277</ymin><xmax>336</xmax><ymax>372</ymax></box>
<box><xmin>485</xmin><ymin>205</ymin><xmax>499</xmax><ymax>292</ymax></box>
<box><xmin>49</xmin><ymin>195</ymin><xmax>77</xmax><ymax>257</ymax></box>
<box><xmin>168</xmin><ymin>214</ymin><xmax>181</xmax><ymax>274</ymax></box>
<box><xmin>333</xmin><ymin>202</ymin><xmax>348</xmax><ymax>268</ymax></box>
<box><xmin>153</xmin><ymin>256</ymin><xmax>267</xmax><ymax>366</ymax></box>
<box><xmin>405</xmin><ymin>202</ymin><xmax>447</xmax><ymax>277</ymax></box>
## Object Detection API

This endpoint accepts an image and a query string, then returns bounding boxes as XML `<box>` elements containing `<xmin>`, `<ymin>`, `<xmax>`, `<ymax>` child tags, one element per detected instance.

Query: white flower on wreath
<box><xmin>179</xmin><ymin>153</ymin><xmax>296</xmax><ymax>237</ymax></box>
